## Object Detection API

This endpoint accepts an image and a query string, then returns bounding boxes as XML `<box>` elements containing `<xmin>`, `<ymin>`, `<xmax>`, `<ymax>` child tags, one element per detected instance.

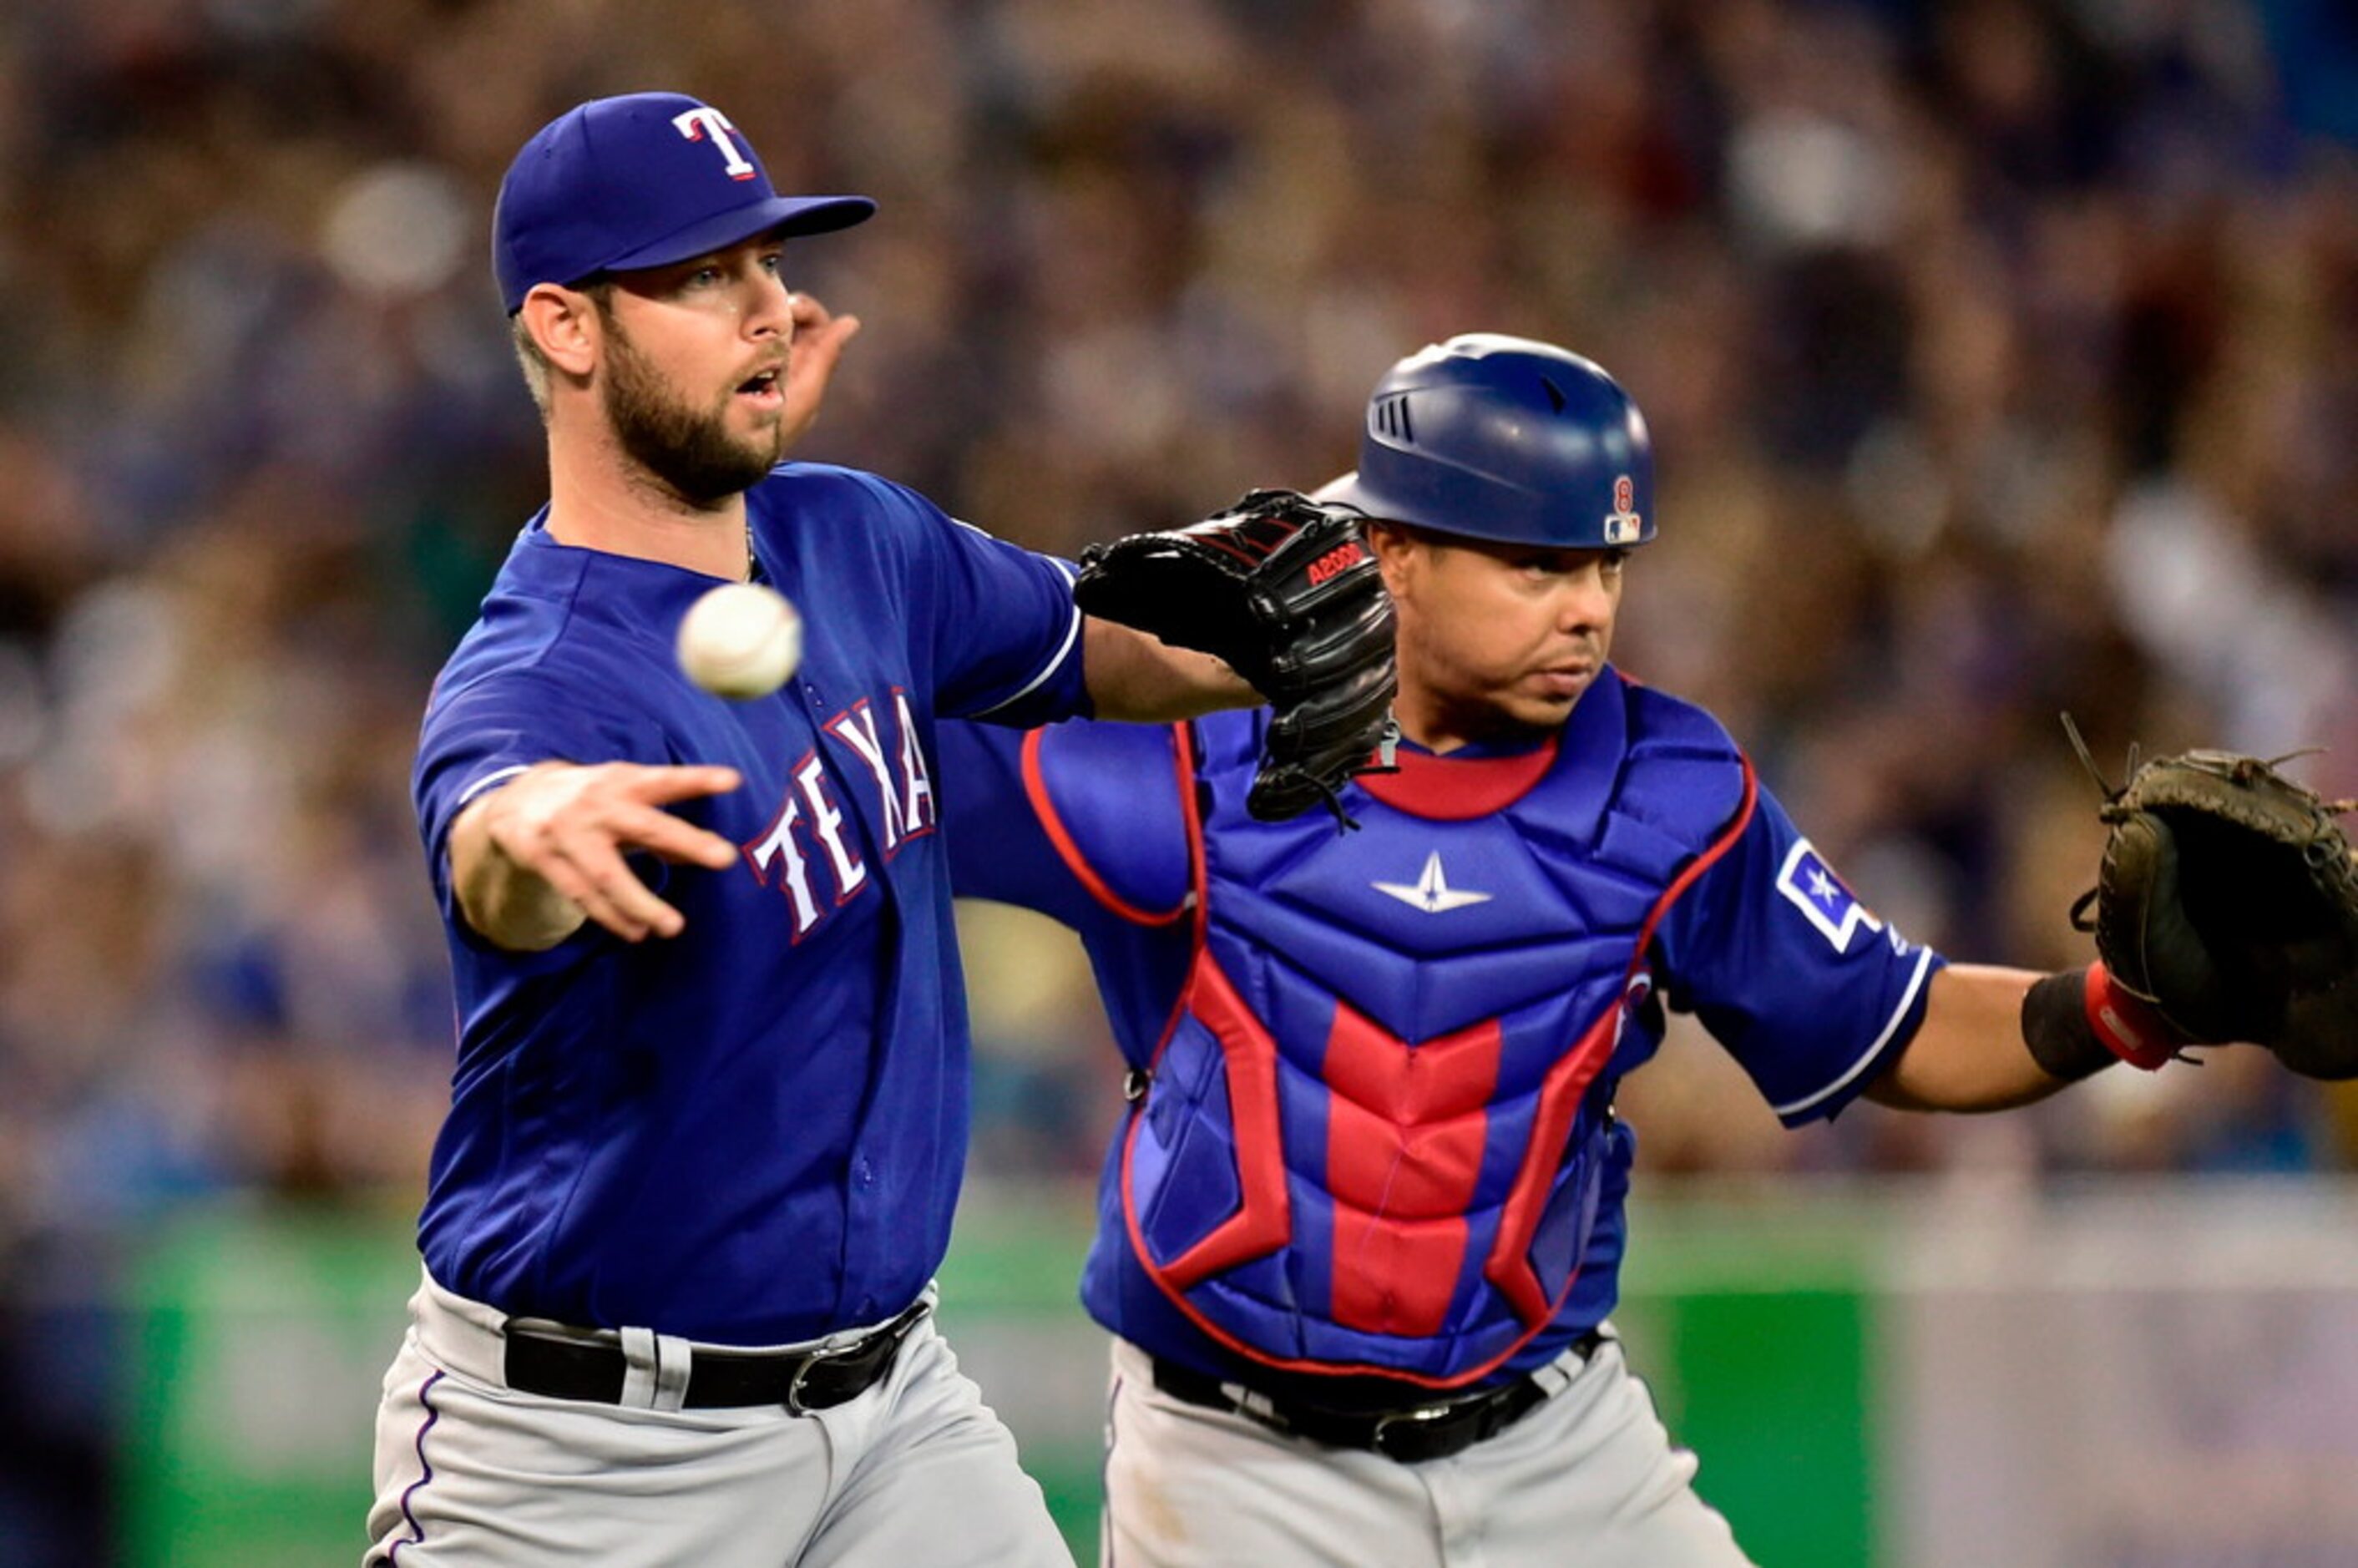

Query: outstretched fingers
<box><xmin>488</xmin><ymin>762</ymin><xmax>746</xmax><ymax>943</ymax></box>
<box><xmin>529</xmin><ymin>824</ymin><xmax>684</xmax><ymax>943</ymax></box>
<box><xmin>625</xmin><ymin>765</ymin><xmax>746</xmax><ymax>866</ymax></box>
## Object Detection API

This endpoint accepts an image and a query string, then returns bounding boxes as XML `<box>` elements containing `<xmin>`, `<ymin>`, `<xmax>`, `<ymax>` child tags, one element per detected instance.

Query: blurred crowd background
<box><xmin>0</xmin><ymin>0</ymin><xmax>2354</xmax><ymax>1557</ymax></box>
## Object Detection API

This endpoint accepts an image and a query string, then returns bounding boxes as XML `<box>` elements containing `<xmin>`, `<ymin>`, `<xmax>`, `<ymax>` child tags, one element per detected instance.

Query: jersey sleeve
<box><xmin>939</xmin><ymin>717</ymin><xmax>1192</xmax><ymax>930</ymax></box>
<box><xmin>878</xmin><ymin>479</ymin><xmax>1088</xmax><ymax>727</ymax></box>
<box><xmin>412</xmin><ymin>663</ymin><xmax>668</xmax><ymax>921</ymax></box>
<box><xmin>1652</xmin><ymin>779</ymin><xmax>1945</xmax><ymax>1125</ymax></box>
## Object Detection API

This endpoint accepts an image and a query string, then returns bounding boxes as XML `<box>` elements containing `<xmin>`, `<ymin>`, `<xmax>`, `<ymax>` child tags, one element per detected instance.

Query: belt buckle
<box><xmin>1369</xmin><ymin>1399</ymin><xmax>1458</xmax><ymax>1460</ymax></box>
<box><xmin>783</xmin><ymin>1302</ymin><xmax>922</xmax><ymax>1414</ymax></box>
<box><xmin>784</xmin><ymin>1338</ymin><xmax>857</xmax><ymax>1414</ymax></box>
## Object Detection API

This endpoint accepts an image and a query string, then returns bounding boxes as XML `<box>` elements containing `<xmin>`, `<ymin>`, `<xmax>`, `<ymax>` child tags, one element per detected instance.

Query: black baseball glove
<box><xmin>2068</xmin><ymin>718</ymin><xmax>2358</xmax><ymax>1079</ymax></box>
<box><xmin>1075</xmin><ymin>488</ymin><xmax>1398</xmax><ymax>823</ymax></box>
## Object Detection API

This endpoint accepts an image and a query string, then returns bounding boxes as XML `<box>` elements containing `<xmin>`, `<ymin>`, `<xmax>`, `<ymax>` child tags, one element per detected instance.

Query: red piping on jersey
<box><xmin>1020</xmin><ymin>727</ymin><xmax>1189</xmax><ymax>926</ymax></box>
<box><xmin>1121</xmin><ymin>746</ymin><xmax>1763</xmax><ymax>1391</ymax></box>
<box><xmin>1483</xmin><ymin>754</ymin><xmax>1759</xmax><ymax>1327</ymax></box>
<box><xmin>1356</xmin><ymin>737</ymin><xmax>1561</xmax><ymax>821</ymax></box>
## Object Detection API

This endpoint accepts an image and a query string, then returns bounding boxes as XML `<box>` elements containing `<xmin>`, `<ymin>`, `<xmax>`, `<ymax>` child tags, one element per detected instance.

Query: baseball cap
<box><xmin>493</xmin><ymin>92</ymin><xmax>875</xmax><ymax>313</ymax></box>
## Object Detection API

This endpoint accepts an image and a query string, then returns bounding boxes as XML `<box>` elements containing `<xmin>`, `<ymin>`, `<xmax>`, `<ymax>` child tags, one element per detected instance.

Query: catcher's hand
<box><xmin>2068</xmin><ymin>718</ymin><xmax>2358</xmax><ymax>1079</ymax></box>
<box><xmin>1076</xmin><ymin>488</ymin><xmax>1398</xmax><ymax>823</ymax></box>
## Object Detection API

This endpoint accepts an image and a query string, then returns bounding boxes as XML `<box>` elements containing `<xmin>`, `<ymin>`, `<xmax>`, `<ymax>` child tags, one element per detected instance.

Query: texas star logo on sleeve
<box><xmin>1775</xmin><ymin>838</ymin><xmax>1889</xmax><ymax>953</ymax></box>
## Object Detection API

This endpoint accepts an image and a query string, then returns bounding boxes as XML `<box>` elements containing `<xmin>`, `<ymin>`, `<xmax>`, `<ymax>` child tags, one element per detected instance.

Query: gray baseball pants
<box><xmin>366</xmin><ymin>1271</ymin><xmax>1071</xmax><ymax>1566</ymax></box>
<box><xmin>1099</xmin><ymin>1333</ymin><xmax>1754</xmax><ymax>1567</ymax></box>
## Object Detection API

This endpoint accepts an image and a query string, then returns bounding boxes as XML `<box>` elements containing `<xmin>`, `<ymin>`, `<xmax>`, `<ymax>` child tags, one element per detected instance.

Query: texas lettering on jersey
<box><xmin>741</xmin><ymin>687</ymin><xmax>937</xmax><ymax>939</ymax></box>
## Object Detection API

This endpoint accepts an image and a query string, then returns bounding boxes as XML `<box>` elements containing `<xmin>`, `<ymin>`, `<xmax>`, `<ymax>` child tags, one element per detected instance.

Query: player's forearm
<box><xmin>450</xmin><ymin>777</ymin><xmax>590</xmax><ymax>952</ymax></box>
<box><xmin>1082</xmin><ymin>618</ymin><xmax>1257</xmax><ymax>721</ymax></box>
<box><xmin>1865</xmin><ymin>964</ymin><xmax>2072</xmax><ymax>1112</ymax></box>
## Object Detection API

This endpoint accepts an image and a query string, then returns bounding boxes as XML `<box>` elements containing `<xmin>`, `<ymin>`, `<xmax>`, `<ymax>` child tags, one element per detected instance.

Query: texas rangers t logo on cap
<box><xmin>672</xmin><ymin>107</ymin><xmax>758</xmax><ymax>180</ymax></box>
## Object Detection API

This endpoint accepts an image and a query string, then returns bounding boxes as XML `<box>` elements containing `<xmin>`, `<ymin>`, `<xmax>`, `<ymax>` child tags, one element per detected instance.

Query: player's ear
<box><xmin>519</xmin><ymin>283</ymin><xmax>601</xmax><ymax>382</ymax></box>
<box><xmin>1363</xmin><ymin>519</ymin><xmax>1419</xmax><ymax>594</ymax></box>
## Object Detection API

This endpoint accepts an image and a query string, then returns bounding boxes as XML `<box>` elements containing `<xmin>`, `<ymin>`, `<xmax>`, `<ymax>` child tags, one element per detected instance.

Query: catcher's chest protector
<box><xmin>1124</xmin><ymin>676</ymin><xmax>1750</xmax><ymax>1387</ymax></box>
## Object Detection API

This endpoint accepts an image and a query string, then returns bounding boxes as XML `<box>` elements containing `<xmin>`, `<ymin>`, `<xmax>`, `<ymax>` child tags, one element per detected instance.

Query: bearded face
<box><xmin>598</xmin><ymin>302</ymin><xmax>786</xmax><ymax>506</ymax></box>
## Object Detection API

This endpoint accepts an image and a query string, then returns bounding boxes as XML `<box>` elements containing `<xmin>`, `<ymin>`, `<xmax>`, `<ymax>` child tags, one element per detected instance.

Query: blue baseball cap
<box><xmin>493</xmin><ymin>92</ymin><xmax>875</xmax><ymax>313</ymax></box>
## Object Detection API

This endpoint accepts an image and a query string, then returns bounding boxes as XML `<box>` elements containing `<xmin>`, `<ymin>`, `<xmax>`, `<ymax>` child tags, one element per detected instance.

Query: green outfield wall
<box><xmin>113</xmin><ymin>1180</ymin><xmax>2358</xmax><ymax>1565</ymax></box>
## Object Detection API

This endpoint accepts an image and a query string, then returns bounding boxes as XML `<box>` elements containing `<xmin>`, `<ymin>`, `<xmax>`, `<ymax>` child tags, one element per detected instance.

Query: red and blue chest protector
<box><xmin>942</xmin><ymin>669</ymin><xmax>1940</xmax><ymax>1391</ymax></box>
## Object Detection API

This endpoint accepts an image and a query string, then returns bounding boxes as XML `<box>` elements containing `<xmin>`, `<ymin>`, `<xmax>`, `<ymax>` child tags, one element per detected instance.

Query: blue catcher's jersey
<box><xmin>940</xmin><ymin>668</ymin><xmax>1942</xmax><ymax>1392</ymax></box>
<box><xmin>412</xmin><ymin>463</ymin><xmax>1089</xmax><ymax>1346</ymax></box>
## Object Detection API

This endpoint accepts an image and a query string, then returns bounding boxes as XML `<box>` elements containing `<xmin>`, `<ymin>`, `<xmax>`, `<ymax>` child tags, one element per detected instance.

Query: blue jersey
<box><xmin>412</xmin><ymin>463</ymin><xmax>1089</xmax><ymax>1346</ymax></box>
<box><xmin>940</xmin><ymin>670</ymin><xmax>1941</xmax><ymax>1390</ymax></box>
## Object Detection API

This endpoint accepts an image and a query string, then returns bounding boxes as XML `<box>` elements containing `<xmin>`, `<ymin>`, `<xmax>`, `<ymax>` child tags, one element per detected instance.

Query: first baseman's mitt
<box><xmin>1076</xmin><ymin>489</ymin><xmax>1398</xmax><ymax>823</ymax></box>
<box><xmin>2068</xmin><ymin>717</ymin><xmax>2358</xmax><ymax>1079</ymax></box>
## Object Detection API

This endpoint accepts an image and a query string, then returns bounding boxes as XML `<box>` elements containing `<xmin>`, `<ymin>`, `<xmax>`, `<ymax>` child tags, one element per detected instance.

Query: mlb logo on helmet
<box><xmin>1603</xmin><ymin>474</ymin><xmax>1643</xmax><ymax>545</ymax></box>
<box><xmin>492</xmin><ymin>92</ymin><xmax>876</xmax><ymax>314</ymax></box>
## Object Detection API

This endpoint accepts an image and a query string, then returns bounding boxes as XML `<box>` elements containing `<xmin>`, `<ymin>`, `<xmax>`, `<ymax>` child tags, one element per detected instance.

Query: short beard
<box><xmin>599</xmin><ymin>308</ymin><xmax>782</xmax><ymax>506</ymax></box>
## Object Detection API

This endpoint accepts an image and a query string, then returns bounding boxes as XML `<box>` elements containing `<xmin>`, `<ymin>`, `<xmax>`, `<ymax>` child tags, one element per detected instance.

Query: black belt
<box><xmin>1151</xmin><ymin>1328</ymin><xmax>1605</xmax><ymax>1464</ymax></box>
<box><xmin>502</xmin><ymin>1298</ymin><xmax>929</xmax><ymax>1412</ymax></box>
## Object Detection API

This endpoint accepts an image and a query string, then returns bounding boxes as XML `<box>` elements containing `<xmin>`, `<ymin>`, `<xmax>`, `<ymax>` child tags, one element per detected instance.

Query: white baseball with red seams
<box><xmin>677</xmin><ymin>581</ymin><xmax>802</xmax><ymax>699</ymax></box>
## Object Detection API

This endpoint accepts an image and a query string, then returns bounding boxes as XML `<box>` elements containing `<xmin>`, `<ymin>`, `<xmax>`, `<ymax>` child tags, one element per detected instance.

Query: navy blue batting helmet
<box><xmin>1323</xmin><ymin>335</ymin><xmax>1654</xmax><ymax>549</ymax></box>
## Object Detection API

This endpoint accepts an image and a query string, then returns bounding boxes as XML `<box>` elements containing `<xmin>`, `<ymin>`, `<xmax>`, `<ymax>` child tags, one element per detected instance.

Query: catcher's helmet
<box><xmin>1323</xmin><ymin>335</ymin><xmax>1655</xmax><ymax>549</ymax></box>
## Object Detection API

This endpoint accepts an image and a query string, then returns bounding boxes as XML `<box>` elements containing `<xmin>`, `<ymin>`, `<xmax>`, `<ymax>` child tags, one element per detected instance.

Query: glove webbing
<box><xmin>2060</xmin><ymin>712</ymin><xmax>2358</xmax><ymax>933</ymax></box>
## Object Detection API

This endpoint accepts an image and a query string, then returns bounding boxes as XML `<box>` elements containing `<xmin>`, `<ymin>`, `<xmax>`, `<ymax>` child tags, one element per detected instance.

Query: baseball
<box><xmin>677</xmin><ymin>581</ymin><xmax>802</xmax><ymax>700</ymax></box>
